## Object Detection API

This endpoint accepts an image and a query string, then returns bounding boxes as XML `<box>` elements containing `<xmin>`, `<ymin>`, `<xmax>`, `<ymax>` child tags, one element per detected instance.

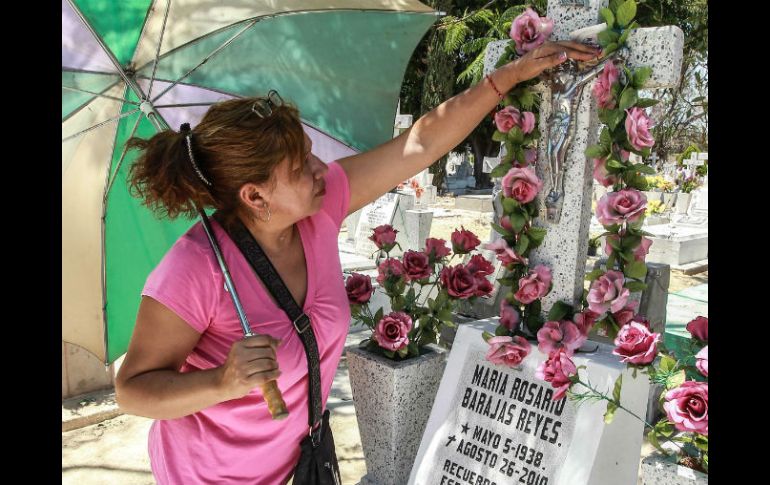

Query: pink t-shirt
<box><xmin>142</xmin><ymin>162</ymin><xmax>351</xmax><ymax>484</ymax></box>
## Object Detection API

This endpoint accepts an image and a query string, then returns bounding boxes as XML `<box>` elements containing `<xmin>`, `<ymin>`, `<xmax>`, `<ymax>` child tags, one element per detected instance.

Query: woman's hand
<box><xmin>218</xmin><ymin>334</ymin><xmax>282</xmax><ymax>400</ymax></box>
<box><xmin>509</xmin><ymin>41</ymin><xmax>602</xmax><ymax>84</ymax></box>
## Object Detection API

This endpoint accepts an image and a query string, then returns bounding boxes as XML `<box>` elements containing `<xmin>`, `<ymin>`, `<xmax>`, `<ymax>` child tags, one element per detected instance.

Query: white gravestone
<box><xmin>355</xmin><ymin>192</ymin><xmax>400</xmax><ymax>255</ymax></box>
<box><xmin>409</xmin><ymin>319</ymin><xmax>649</xmax><ymax>485</ymax></box>
<box><xmin>481</xmin><ymin>0</ymin><xmax>683</xmax><ymax>317</ymax></box>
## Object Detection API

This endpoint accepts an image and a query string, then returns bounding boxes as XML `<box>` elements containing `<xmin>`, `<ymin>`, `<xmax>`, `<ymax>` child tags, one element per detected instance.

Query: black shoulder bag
<box><xmin>204</xmin><ymin>211</ymin><xmax>342</xmax><ymax>485</ymax></box>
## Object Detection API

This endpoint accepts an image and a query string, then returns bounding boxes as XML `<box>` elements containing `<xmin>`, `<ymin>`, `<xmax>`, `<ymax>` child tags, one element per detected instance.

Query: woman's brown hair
<box><xmin>126</xmin><ymin>96</ymin><xmax>306</xmax><ymax>223</ymax></box>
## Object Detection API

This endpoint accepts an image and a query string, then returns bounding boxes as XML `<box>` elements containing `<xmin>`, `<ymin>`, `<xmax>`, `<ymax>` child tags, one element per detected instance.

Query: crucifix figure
<box><xmin>542</xmin><ymin>49</ymin><xmax>627</xmax><ymax>222</ymax></box>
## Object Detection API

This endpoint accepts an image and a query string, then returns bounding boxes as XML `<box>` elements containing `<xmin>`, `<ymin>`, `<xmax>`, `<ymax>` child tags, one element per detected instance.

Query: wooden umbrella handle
<box><xmin>261</xmin><ymin>379</ymin><xmax>289</xmax><ymax>420</ymax></box>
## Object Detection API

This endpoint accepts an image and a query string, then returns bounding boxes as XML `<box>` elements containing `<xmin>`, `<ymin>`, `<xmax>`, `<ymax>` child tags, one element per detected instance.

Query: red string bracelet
<box><xmin>485</xmin><ymin>74</ymin><xmax>504</xmax><ymax>100</ymax></box>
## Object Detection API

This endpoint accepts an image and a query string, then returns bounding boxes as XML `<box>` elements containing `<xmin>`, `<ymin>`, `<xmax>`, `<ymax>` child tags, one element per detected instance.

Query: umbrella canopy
<box><xmin>62</xmin><ymin>0</ymin><xmax>438</xmax><ymax>364</ymax></box>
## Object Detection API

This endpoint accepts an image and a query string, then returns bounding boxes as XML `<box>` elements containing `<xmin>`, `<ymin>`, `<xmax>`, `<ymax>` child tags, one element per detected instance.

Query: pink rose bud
<box><xmin>376</xmin><ymin>258</ymin><xmax>405</xmax><ymax>286</ymax></box>
<box><xmin>486</xmin><ymin>336</ymin><xmax>532</xmax><ymax>367</ymax></box>
<box><xmin>612</xmin><ymin>322</ymin><xmax>660</xmax><ymax>365</ymax></box>
<box><xmin>663</xmin><ymin>381</ymin><xmax>708</xmax><ymax>436</ymax></box>
<box><xmin>499</xmin><ymin>299</ymin><xmax>520</xmax><ymax>331</ymax></box>
<box><xmin>483</xmin><ymin>239</ymin><xmax>528</xmax><ymax>267</ymax></box>
<box><xmin>696</xmin><ymin>346</ymin><xmax>708</xmax><ymax>377</ymax></box>
<box><xmin>501</xmin><ymin>166</ymin><xmax>543</xmax><ymax>204</ymax></box>
<box><xmin>524</xmin><ymin>148</ymin><xmax>538</xmax><ymax>166</ymax></box>
<box><xmin>535</xmin><ymin>349</ymin><xmax>577</xmax><ymax>400</ymax></box>
<box><xmin>625</xmin><ymin>107</ymin><xmax>655</xmax><ymax>151</ymax></box>
<box><xmin>592</xmin><ymin>61</ymin><xmax>619</xmax><ymax>109</ymax></box>
<box><xmin>402</xmin><ymin>250</ymin><xmax>432</xmax><ymax>281</ymax></box>
<box><xmin>369</xmin><ymin>224</ymin><xmax>398</xmax><ymax>251</ymax></box>
<box><xmin>593</xmin><ymin>158</ymin><xmax>618</xmax><ymax>187</ymax></box>
<box><xmin>510</xmin><ymin>8</ymin><xmax>554</xmax><ymax>54</ymax></box>
<box><xmin>537</xmin><ymin>320</ymin><xmax>586</xmax><ymax>356</ymax></box>
<box><xmin>466</xmin><ymin>254</ymin><xmax>495</xmax><ymax>277</ymax></box>
<box><xmin>520</xmin><ymin>111</ymin><xmax>536</xmax><ymax>134</ymax></box>
<box><xmin>596</xmin><ymin>189</ymin><xmax>647</xmax><ymax>226</ymax></box>
<box><xmin>424</xmin><ymin>237</ymin><xmax>451</xmax><ymax>260</ymax></box>
<box><xmin>345</xmin><ymin>272</ymin><xmax>374</xmax><ymax>305</ymax></box>
<box><xmin>514</xmin><ymin>265</ymin><xmax>552</xmax><ymax>304</ymax></box>
<box><xmin>686</xmin><ymin>316</ymin><xmax>708</xmax><ymax>342</ymax></box>
<box><xmin>373</xmin><ymin>311</ymin><xmax>413</xmax><ymax>352</ymax></box>
<box><xmin>440</xmin><ymin>265</ymin><xmax>477</xmax><ymax>299</ymax></box>
<box><xmin>451</xmin><ymin>226</ymin><xmax>481</xmax><ymax>254</ymax></box>
<box><xmin>587</xmin><ymin>270</ymin><xmax>630</xmax><ymax>315</ymax></box>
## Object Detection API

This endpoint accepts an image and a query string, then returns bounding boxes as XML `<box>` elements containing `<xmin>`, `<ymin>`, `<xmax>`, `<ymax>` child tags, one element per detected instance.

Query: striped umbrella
<box><xmin>62</xmin><ymin>0</ymin><xmax>438</xmax><ymax>364</ymax></box>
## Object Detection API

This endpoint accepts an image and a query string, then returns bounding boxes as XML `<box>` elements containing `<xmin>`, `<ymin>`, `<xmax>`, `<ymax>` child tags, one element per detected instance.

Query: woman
<box><xmin>115</xmin><ymin>41</ymin><xmax>599</xmax><ymax>484</ymax></box>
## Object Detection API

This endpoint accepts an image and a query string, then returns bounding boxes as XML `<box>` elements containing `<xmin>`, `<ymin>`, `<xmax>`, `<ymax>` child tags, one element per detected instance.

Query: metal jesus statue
<box><xmin>542</xmin><ymin>47</ymin><xmax>627</xmax><ymax>222</ymax></box>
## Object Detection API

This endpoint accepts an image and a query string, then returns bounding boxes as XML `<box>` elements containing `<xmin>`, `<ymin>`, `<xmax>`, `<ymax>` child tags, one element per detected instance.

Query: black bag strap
<box><xmin>211</xmin><ymin>211</ymin><xmax>324</xmax><ymax>445</ymax></box>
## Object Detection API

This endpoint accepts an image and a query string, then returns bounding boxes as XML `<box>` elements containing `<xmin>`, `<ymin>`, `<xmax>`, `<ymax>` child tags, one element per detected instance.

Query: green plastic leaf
<box><xmin>374</xmin><ymin>307</ymin><xmax>384</xmax><ymax>324</ymax></box>
<box><xmin>515</xmin><ymin>234</ymin><xmax>529</xmax><ymax>255</ymax></box>
<box><xmin>492</xmin><ymin>130</ymin><xmax>507</xmax><ymax>142</ymax></box>
<box><xmin>606</xmin><ymin>109</ymin><xmax>623</xmax><ymax>130</ymax></box>
<box><xmin>508</xmin><ymin>126</ymin><xmax>524</xmax><ymax>144</ymax></box>
<box><xmin>527</xmin><ymin>226</ymin><xmax>547</xmax><ymax>247</ymax></box>
<box><xmin>548</xmin><ymin>301</ymin><xmax>573</xmax><ymax>322</ymax></box>
<box><xmin>632</xmin><ymin>163</ymin><xmax>656</xmax><ymax>174</ymax></box>
<box><xmin>490</xmin><ymin>162</ymin><xmax>512</xmax><ymax>179</ymax></box>
<box><xmin>482</xmin><ymin>331</ymin><xmax>495</xmax><ymax>342</ymax></box>
<box><xmin>392</xmin><ymin>295</ymin><xmax>405</xmax><ymax>311</ymax></box>
<box><xmin>600</xmin><ymin>7</ymin><xmax>615</xmax><ymax>28</ymax></box>
<box><xmin>633</xmin><ymin>67</ymin><xmax>652</xmax><ymax>89</ymax></box>
<box><xmin>604</xmin><ymin>401</ymin><xmax>618</xmax><ymax>424</ymax></box>
<box><xmin>619</xmin><ymin>88</ymin><xmax>638</xmax><ymax>110</ymax></box>
<box><xmin>510</xmin><ymin>210</ymin><xmax>526</xmax><ymax>233</ymax></box>
<box><xmin>598</xmin><ymin>29</ymin><xmax>621</xmax><ymax>47</ymax></box>
<box><xmin>495</xmin><ymin>325</ymin><xmax>509</xmax><ymax>336</ymax></box>
<box><xmin>606</xmin><ymin>159</ymin><xmax>625</xmax><ymax>170</ymax></box>
<box><xmin>624</xmin><ymin>260</ymin><xmax>648</xmax><ymax>280</ymax></box>
<box><xmin>624</xmin><ymin>281</ymin><xmax>647</xmax><ymax>292</ymax></box>
<box><xmin>586</xmin><ymin>269</ymin><xmax>605</xmax><ymax>282</ymax></box>
<box><xmin>635</xmin><ymin>98</ymin><xmax>659</xmax><ymax>108</ymax></box>
<box><xmin>502</xmin><ymin>197</ymin><xmax>520</xmax><ymax>213</ymax></box>
<box><xmin>659</xmin><ymin>355</ymin><xmax>677</xmax><ymax>373</ymax></box>
<box><xmin>600</xmin><ymin>127</ymin><xmax>612</xmax><ymax>150</ymax></box>
<box><xmin>491</xmin><ymin>222</ymin><xmax>512</xmax><ymax>237</ymax></box>
<box><xmin>612</xmin><ymin>374</ymin><xmax>623</xmax><ymax>402</ymax></box>
<box><xmin>585</xmin><ymin>145</ymin><xmax>609</xmax><ymax>159</ymax></box>
<box><xmin>603</xmin><ymin>42</ymin><xmax>619</xmax><ymax>56</ymax></box>
<box><xmin>437</xmin><ymin>308</ymin><xmax>453</xmax><ymax>322</ymax></box>
<box><xmin>609</xmin><ymin>0</ymin><xmax>624</xmax><ymax>11</ymax></box>
<box><xmin>384</xmin><ymin>349</ymin><xmax>396</xmax><ymax>358</ymax></box>
<box><xmin>616</xmin><ymin>0</ymin><xmax>637</xmax><ymax>28</ymax></box>
<box><xmin>519</xmin><ymin>90</ymin><xmax>535</xmax><ymax>110</ymax></box>
<box><xmin>621</xmin><ymin>234</ymin><xmax>642</xmax><ymax>251</ymax></box>
<box><xmin>666</xmin><ymin>370</ymin><xmax>686</xmax><ymax>390</ymax></box>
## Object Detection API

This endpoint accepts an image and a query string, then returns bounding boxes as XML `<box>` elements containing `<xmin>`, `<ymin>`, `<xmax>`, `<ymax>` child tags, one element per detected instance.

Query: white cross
<box><xmin>477</xmin><ymin>0</ymin><xmax>684</xmax><ymax>317</ymax></box>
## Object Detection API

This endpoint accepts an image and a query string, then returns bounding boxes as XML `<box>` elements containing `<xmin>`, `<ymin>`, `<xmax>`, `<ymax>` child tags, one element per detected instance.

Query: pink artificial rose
<box><xmin>625</xmin><ymin>107</ymin><xmax>655</xmax><ymax>151</ymax></box>
<box><xmin>521</xmin><ymin>111</ymin><xmax>536</xmax><ymax>134</ymax></box>
<box><xmin>494</xmin><ymin>106</ymin><xmax>522</xmax><ymax>133</ymax></box>
<box><xmin>473</xmin><ymin>274</ymin><xmax>494</xmax><ymax>298</ymax></box>
<box><xmin>440</xmin><ymin>265</ymin><xmax>477</xmax><ymax>299</ymax></box>
<box><xmin>451</xmin><ymin>226</ymin><xmax>481</xmax><ymax>254</ymax></box>
<box><xmin>514</xmin><ymin>265</ymin><xmax>552</xmax><ymax>304</ymax></box>
<box><xmin>466</xmin><ymin>254</ymin><xmax>495</xmax><ymax>276</ymax></box>
<box><xmin>536</xmin><ymin>349</ymin><xmax>577</xmax><ymax>400</ymax></box>
<box><xmin>369</xmin><ymin>224</ymin><xmax>398</xmax><ymax>251</ymax></box>
<box><xmin>510</xmin><ymin>8</ymin><xmax>554</xmax><ymax>54</ymax></box>
<box><xmin>486</xmin><ymin>336</ymin><xmax>532</xmax><ymax>367</ymax></box>
<box><xmin>593</xmin><ymin>158</ymin><xmax>618</xmax><ymax>187</ymax></box>
<box><xmin>612</xmin><ymin>322</ymin><xmax>660</xmax><ymax>365</ymax></box>
<box><xmin>376</xmin><ymin>258</ymin><xmax>405</xmax><ymax>286</ymax></box>
<box><xmin>373</xmin><ymin>311</ymin><xmax>413</xmax><ymax>352</ymax></box>
<box><xmin>500</xmin><ymin>215</ymin><xmax>514</xmax><ymax>232</ymax></box>
<box><xmin>695</xmin><ymin>346</ymin><xmax>708</xmax><ymax>377</ymax></box>
<box><xmin>425</xmin><ymin>237</ymin><xmax>451</xmax><ymax>260</ymax></box>
<box><xmin>499</xmin><ymin>299</ymin><xmax>520</xmax><ymax>331</ymax></box>
<box><xmin>483</xmin><ymin>239</ymin><xmax>527</xmax><ymax>267</ymax></box>
<box><xmin>501</xmin><ymin>166</ymin><xmax>543</xmax><ymax>204</ymax></box>
<box><xmin>686</xmin><ymin>316</ymin><xmax>708</xmax><ymax>342</ymax></box>
<box><xmin>592</xmin><ymin>61</ymin><xmax>619</xmax><ymax>109</ymax></box>
<box><xmin>345</xmin><ymin>273</ymin><xmax>374</xmax><ymax>305</ymax></box>
<box><xmin>587</xmin><ymin>270</ymin><xmax>630</xmax><ymax>315</ymax></box>
<box><xmin>402</xmin><ymin>250</ymin><xmax>432</xmax><ymax>281</ymax></box>
<box><xmin>574</xmin><ymin>310</ymin><xmax>600</xmax><ymax>336</ymax></box>
<box><xmin>663</xmin><ymin>381</ymin><xmax>708</xmax><ymax>436</ymax></box>
<box><xmin>537</xmin><ymin>320</ymin><xmax>586</xmax><ymax>356</ymax></box>
<box><xmin>612</xmin><ymin>300</ymin><xmax>639</xmax><ymax>326</ymax></box>
<box><xmin>596</xmin><ymin>189</ymin><xmax>647</xmax><ymax>226</ymax></box>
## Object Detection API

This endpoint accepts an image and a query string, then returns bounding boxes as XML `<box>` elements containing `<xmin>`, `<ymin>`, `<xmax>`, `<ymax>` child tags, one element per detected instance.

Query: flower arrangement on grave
<box><xmin>644</xmin><ymin>175</ymin><xmax>665</xmax><ymax>191</ymax></box>
<box><xmin>674</xmin><ymin>169</ymin><xmax>701</xmax><ymax>194</ymax></box>
<box><xmin>481</xmin><ymin>0</ymin><xmax>708</xmax><ymax>474</ymax></box>
<box><xmin>645</xmin><ymin>199</ymin><xmax>665</xmax><ymax>215</ymax></box>
<box><xmin>347</xmin><ymin>224</ymin><xmax>495</xmax><ymax>360</ymax></box>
